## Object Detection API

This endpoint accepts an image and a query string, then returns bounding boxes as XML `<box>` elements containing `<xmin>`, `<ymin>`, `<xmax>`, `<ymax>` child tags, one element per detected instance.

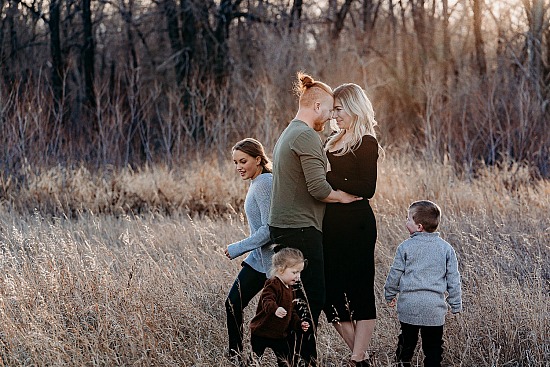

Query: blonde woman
<box><xmin>322</xmin><ymin>83</ymin><xmax>381</xmax><ymax>366</ymax></box>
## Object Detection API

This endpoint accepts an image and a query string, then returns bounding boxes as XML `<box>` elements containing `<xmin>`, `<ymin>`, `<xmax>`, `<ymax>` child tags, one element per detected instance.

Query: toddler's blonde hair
<box><xmin>269</xmin><ymin>247</ymin><xmax>304</xmax><ymax>278</ymax></box>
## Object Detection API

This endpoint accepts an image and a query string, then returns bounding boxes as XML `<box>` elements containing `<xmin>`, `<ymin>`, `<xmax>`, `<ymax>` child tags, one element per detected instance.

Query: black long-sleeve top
<box><xmin>326</xmin><ymin>134</ymin><xmax>378</xmax><ymax>209</ymax></box>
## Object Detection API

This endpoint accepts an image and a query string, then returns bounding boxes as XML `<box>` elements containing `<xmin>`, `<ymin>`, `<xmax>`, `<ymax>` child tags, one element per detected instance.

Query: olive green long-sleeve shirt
<box><xmin>269</xmin><ymin>119</ymin><xmax>332</xmax><ymax>232</ymax></box>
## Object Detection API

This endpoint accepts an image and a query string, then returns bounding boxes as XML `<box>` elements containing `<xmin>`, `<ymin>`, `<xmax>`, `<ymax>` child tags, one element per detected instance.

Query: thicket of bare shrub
<box><xmin>0</xmin><ymin>157</ymin><xmax>246</xmax><ymax>217</ymax></box>
<box><xmin>1</xmin><ymin>1</ymin><xmax>548</xmax><ymax>177</ymax></box>
<box><xmin>0</xmin><ymin>154</ymin><xmax>547</xmax><ymax>366</ymax></box>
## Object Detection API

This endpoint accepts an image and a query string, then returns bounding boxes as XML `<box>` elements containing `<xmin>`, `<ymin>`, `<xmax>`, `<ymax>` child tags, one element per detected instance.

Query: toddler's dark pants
<box><xmin>396</xmin><ymin>322</ymin><xmax>444</xmax><ymax>367</ymax></box>
<box><xmin>225</xmin><ymin>263</ymin><xmax>266</xmax><ymax>355</ymax></box>
<box><xmin>251</xmin><ymin>334</ymin><xmax>293</xmax><ymax>367</ymax></box>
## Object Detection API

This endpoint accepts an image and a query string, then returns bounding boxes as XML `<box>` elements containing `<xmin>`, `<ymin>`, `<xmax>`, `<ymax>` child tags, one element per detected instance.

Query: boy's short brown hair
<box><xmin>409</xmin><ymin>200</ymin><xmax>441</xmax><ymax>233</ymax></box>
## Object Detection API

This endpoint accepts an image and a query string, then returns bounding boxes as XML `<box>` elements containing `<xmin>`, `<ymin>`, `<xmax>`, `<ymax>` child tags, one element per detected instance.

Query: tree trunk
<box><xmin>331</xmin><ymin>0</ymin><xmax>353</xmax><ymax>41</ymax></box>
<box><xmin>0</xmin><ymin>0</ymin><xmax>11</xmax><ymax>85</ymax></box>
<box><xmin>388</xmin><ymin>0</ymin><xmax>397</xmax><ymax>66</ymax></box>
<box><xmin>213</xmin><ymin>0</ymin><xmax>239</xmax><ymax>84</ymax></box>
<box><xmin>545</xmin><ymin>28</ymin><xmax>550</xmax><ymax>89</ymax></box>
<box><xmin>411</xmin><ymin>0</ymin><xmax>427</xmax><ymax>66</ymax></box>
<box><xmin>328</xmin><ymin>0</ymin><xmax>337</xmax><ymax>21</ymax></box>
<box><xmin>523</xmin><ymin>0</ymin><xmax>544</xmax><ymax>97</ymax></box>
<box><xmin>179</xmin><ymin>0</ymin><xmax>197</xmax><ymax>111</ymax></box>
<box><xmin>473</xmin><ymin>0</ymin><xmax>487</xmax><ymax>76</ymax></box>
<box><xmin>442</xmin><ymin>0</ymin><xmax>452</xmax><ymax>88</ymax></box>
<box><xmin>163</xmin><ymin>0</ymin><xmax>185</xmax><ymax>86</ymax></box>
<box><xmin>180</xmin><ymin>0</ymin><xmax>196</xmax><ymax>81</ymax></box>
<box><xmin>363</xmin><ymin>0</ymin><xmax>380</xmax><ymax>33</ymax></box>
<box><xmin>122</xmin><ymin>0</ymin><xmax>143</xmax><ymax>165</ymax></box>
<box><xmin>49</xmin><ymin>0</ymin><xmax>64</xmax><ymax>114</ymax></box>
<box><xmin>82</xmin><ymin>0</ymin><xmax>95</xmax><ymax>107</ymax></box>
<box><xmin>8</xmin><ymin>0</ymin><xmax>20</xmax><ymax>71</ymax></box>
<box><xmin>398</xmin><ymin>0</ymin><xmax>410</xmax><ymax>84</ymax></box>
<box><xmin>0</xmin><ymin>0</ymin><xmax>5</xmax><ymax>67</ymax></box>
<box><xmin>290</xmin><ymin>0</ymin><xmax>303</xmax><ymax>31</ymax></box>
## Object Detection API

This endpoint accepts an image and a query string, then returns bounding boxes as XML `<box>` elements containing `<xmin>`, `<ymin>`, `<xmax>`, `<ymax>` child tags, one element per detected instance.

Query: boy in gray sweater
<box><xmin>384</xmin><ymin>200</ymin><xmax>462</xmax><ymax>367</ymax></box>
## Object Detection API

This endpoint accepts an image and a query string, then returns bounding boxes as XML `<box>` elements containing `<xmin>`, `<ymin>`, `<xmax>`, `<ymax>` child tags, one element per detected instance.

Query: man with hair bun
<box><xmin>269</xmin><ymin>72</ymin><xmax>362</xmax><ymax>366</ymax></box>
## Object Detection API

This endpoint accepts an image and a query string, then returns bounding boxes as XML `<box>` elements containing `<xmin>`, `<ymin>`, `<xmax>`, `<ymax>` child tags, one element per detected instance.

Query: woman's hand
<box><xmin>224</xmin><ymin>248</ymin><xmax>231</xmax><ymax>259</ymax></box>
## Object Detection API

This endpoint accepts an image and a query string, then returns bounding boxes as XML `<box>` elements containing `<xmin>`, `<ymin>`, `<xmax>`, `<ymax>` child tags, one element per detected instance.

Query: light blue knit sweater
<box><xmin>384</xmin><ymin>231</ymin><xmax>462</xmax><ymax>326</ymax></box>
<box><xmin>227</xmin><ymin>173</ymin><xmax>273</xmax><ymax>274</ymax></box>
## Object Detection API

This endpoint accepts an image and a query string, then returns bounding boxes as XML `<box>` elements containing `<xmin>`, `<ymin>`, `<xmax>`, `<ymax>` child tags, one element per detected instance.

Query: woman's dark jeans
<box><xmin>270</xmin><ymin>226</ymin><xmax>325</xmax><ymax>366</ymax></box>
<box><xmin>225</xmin><ymin>263</ymin><xmax>266</xmax><ymax>355</ymax></box>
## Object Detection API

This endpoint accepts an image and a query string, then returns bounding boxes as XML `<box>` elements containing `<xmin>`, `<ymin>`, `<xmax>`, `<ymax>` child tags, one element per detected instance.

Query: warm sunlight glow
<box><xmin>486</xmin><ymin>0</ymin><xmax>526</xmax><ymax>25</ymax></box>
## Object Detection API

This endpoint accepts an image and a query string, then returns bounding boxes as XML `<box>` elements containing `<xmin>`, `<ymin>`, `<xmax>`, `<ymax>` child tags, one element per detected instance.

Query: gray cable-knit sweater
<box><xmin>384</xmin><ymin>231</ymin><xmax>462</xmax><ymax>326</ymax></box>
<box><xmin>227</xmin><ymin>173</ymin><xmax>273</xmax><ymax>274</ymax></box>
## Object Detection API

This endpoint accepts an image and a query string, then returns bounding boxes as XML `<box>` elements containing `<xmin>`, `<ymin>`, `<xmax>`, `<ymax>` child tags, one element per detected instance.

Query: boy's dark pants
<box><xmin>251</xmin><ymin>334</ymin><xmax>293</xmax><ymax>367</ymax></box>
<box><xmin>225</xmin><ymin>263</ymin><xmax>266</xmax><ymax>355</ymax></box>
<box><xmin>270</xmin><ymin>226</ymin><xmax>325</xmax><ymax>366</ymax></box>
<box><xmin>396</xmin><ymin>322</ymin><xmax>444</xmax><ymax>367</ymax></box>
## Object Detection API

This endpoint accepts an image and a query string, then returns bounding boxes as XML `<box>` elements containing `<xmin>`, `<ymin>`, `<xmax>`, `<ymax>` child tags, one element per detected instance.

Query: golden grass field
<box><xmin>0</xmin><ymin>153</ymin><xmax>548</xmax><ymax>366</ymax></box>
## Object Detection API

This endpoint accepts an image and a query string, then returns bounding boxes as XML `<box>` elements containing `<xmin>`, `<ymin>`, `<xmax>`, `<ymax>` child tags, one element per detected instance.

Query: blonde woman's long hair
<box><xmin>325</xmin><ymin>83</ymin><xmax>378</xmax><ymax>156</ymax></box>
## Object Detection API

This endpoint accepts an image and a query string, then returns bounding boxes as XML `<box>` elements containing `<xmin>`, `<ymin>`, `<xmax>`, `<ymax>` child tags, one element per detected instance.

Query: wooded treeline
<box><xmin>0</xmin><ymin>0</ymin><xmax>549</xmax><ymax>177</ymax></box>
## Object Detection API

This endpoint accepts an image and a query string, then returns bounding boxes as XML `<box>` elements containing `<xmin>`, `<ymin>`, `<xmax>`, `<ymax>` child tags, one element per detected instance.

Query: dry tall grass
<box><xmin>0</xmin><ymin>153</ymin><xmax>548</xmax><ymax>366</ymax></box>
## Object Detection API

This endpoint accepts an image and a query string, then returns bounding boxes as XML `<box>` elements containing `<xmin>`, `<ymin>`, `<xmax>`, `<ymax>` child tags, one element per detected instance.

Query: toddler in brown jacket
<box><xmin>249</xmin><ymin>247</ymin><xmax>310</xmax><ymax>366</ymax></box>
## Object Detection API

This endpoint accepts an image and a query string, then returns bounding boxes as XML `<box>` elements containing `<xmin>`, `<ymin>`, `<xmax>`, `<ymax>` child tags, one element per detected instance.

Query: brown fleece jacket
<box><xmin>249</xmin><ymin>277</ymin><xmax>301</xmax><ymax>339</ymax></box>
